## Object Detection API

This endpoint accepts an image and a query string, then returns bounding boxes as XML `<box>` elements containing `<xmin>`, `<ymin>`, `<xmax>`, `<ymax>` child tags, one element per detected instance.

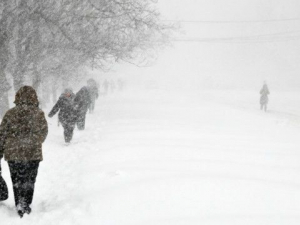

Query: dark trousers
<box><xmin>62</xmin><ymin>122</ymin><xmax>75</xmax><ymax>143</ymax></box>
<box><xmin>8</xmin><ymin>161</ymin><xmax>40</xmax><ymax>207</ymax></box>
<box><xmin>260</xmin><ymin>103</ymin><xmax>267</xmax><ymax>111</ymax></box>
<box><xmin>89</xmin><ymin>100</ymin><xmax>95</xmax><ymax>113</ymax></box>
<box><xmin>77</xmin><ymin>113</ymin><xmax>86</xmax><ymax>130</ymax></box>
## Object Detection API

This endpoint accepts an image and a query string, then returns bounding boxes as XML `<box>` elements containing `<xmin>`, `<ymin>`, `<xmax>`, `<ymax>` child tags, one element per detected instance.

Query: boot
<box><xmin>24</xmin><ymin>205</ymin><xmax>32</xmax><ymax>214</ymax></box>
<box><xmin>17</xmin><ymin>204</ymin><xmax>25</xmax><ymax>218</ymax></box>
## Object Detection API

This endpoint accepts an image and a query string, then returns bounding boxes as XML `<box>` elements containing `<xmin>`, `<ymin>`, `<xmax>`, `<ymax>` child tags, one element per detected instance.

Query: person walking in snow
<box><xmin>103</xmin><ymin>79</ymin><xmax>109</xmax><ymax>96</ymax></box>
<box><xmin>48</xmin><ymin>88</ymin><xmax>77</xmax><ymax>143</ymax></box>
<box><xmin>74</xmin><ymin>86</ymin><xmax>91</xmax><ymax>130</ymax></box>
<box><xmin>110</xmin><ymin>80</ymin><xmax>116</xmax><ymax>93</ymax></box>
<box><xmin>117</xmin><ymin>79</ymin><xmax>125</xmax><ymax>91</ymax></box>
<box><xmin>260</xmin><ymin>81</ymin><xmax>270</xmax><ymax>112</ymax></box>
<box><xmin>0</xmin><ymin>86</ymin><xmax>48</xmax><ymax>218</ymax></box>
<box><xmin>87</xmin><ymin>79</ymin><xmax>99</xmax><ymax>113</ymax></box>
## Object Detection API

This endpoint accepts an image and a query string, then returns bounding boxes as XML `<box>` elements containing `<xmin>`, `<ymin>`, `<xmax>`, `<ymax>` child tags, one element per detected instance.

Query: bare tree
<box><xmin>0</xmin><ymin>0</ymin><xmax>172</xmax><ymax>116</ymax></box>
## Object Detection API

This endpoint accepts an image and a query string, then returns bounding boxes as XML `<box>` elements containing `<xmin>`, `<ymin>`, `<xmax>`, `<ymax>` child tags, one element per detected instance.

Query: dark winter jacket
<box><xmin>87</xmin><ymin>79</ymin><xmax>99</xmax><ymax>99</ymax></box>
<box><xmin>87</xmin><ymin>86</ymin><xmax>99</xmax><ymax>101</ymax></box>
<box><xmin>48</xmin><ymin>90</ymin><xmax>77</xmax><ymax>125</ymax></box>
<box><xmin>0</xmin><ymin>86</ymin><xmax>48</xmax><ymax>161</ymax></box>
<box><xmin>74</xmin><ymin>87</ymin><xmax>91</xmax><ymax>115</ymax></box>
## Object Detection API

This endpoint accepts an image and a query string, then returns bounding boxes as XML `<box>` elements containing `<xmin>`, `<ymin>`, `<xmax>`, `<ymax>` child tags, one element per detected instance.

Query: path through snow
<box><xmin>1</xmin><ymin>89</ymin><xmax>300</xmax><ymax>225</ymax></box>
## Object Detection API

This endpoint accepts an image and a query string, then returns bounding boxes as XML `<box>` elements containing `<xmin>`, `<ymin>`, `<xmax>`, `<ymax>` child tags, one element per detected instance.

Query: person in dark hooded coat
<box><xmin>0</xmin><ymin>86</ymin><xmax>48</xmax><ymax>217</ymax></box>
<box><xmin>74</xmin><ymin>86</ymin><xmax>91</xmax><ymax>130</ymax></box>
<box><xmin>48</xmin><ymin>88</ymin><xmax>77</xmax><ymax>143</ymax></box>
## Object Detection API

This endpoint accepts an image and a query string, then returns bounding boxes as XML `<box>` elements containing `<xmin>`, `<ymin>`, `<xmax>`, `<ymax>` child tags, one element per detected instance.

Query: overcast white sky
<box><xmin>158</xmin><ymin>0</ymin><xmax>300</xmax><ymax>21</ymax></box>
<box><xmin>105</xmin><ymin>0</ymin><xmax>300</xmax><ymax>91</ymax></box>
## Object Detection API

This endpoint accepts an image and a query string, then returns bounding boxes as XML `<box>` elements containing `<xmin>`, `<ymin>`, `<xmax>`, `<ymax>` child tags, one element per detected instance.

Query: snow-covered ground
<box><xmin>1</xmin><ymin>88</ymin><xmax>300</xmax><ymax>225</ymax></box>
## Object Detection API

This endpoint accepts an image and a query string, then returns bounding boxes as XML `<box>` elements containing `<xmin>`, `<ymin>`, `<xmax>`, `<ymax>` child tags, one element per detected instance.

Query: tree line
<box><xmin>0</xmin><ymin>0</ymin><xmax>171</xmax><ymax>117</ymax></box>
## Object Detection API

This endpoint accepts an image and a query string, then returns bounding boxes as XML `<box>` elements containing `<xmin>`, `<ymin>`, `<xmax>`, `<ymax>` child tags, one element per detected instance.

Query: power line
<box><xmin>173</xmin><ymin>30</ymin><xmax>300</xmax><ymax>43</ymax></box>
<box><xmin>163</xmin><ymin>18</ymin><xmax>300</xmax><ymax>24</ymax></box>
<box><xmin>173</xmin><ymin>37</ymin><xmax>300</xmax><ymax>44</ymax></box>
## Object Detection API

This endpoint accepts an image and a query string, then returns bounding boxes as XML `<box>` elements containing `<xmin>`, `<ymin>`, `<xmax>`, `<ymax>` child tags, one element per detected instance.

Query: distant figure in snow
<box><xmin>117</xmin><ymin>79</ymin><xmax>125</xmax><ymax>91</ymax></box>
<box><xmin>0</xmin><ymin>86</ymin><xmax>48</xmax><ymax>218</ymax></box>
<box><xmin>87</xmin><ymin>78</ymin><xmax>99</xmax><ymax>113</ymax></box>
<box><xmin>110</xmin><ymin>80</ymin><xmax>116</xmax><ymax>93</ymax></box>
<box><xmin>260</xmin><ymin>81</ymin><xmax>270</xmax><ymax>112</ymax></box>
<box><xmin>74</xmin><ymin>86</ymin><xmax>91</xmax><ymax>130</ymax></box>
<box><xmin>48</xmin><ymin>88</ymin><xmax>77</xmax><ymax>143</ymax></box>
<box><xmin>103</xmin><ymin>79</ymin><xmax>109</xmax><ymax>96</ymax></box>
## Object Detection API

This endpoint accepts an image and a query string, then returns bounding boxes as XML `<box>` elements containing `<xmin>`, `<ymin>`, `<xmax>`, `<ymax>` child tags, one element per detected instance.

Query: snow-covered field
<box><xmin>1</xmin><ymin>88</ymin><xmax>300</xmax><ymax>225</ymax></box>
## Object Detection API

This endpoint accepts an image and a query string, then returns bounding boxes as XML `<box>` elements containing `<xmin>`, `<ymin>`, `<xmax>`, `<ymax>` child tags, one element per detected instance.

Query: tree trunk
<box><xmin>12</xmin><ymin>70</ymin><xmax>25</xmax><ymax>92</ymax></box>
<box><xmin>0</xmin><ymin>72</ymin><xmax>11</xmax><ymax>119</ymax></box>
<box><xmin>32</xmin><ymin>69</ymin><xmax>43</xmax><ymax>107</ymax></box>
<box><xmin>52</xmin><ymin>84</ymin><xmax>57</xmax><ymax>103</ymax></box>
<box><xmin>13</xmin><ymin>0</ymin><xmax>27</xmax><ymax>92</ymax></box>
<box><xmin>0</xmin><ymin>1</ymin><xmax>11</xmax><ymax>118</ymax></box>
<box><xmin>32</xmin><ymin>69</ymin><xmax>41</xmax><ymax>91</ymax></box>
<box><xmin>0</xmin><ymin>90</ymin><xmax>9</xmax><ymax>119</ymax></box>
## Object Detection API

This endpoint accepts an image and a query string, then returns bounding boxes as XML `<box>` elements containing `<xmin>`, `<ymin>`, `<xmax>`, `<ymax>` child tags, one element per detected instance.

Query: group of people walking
<box><xmin>0</xmin><ymin>79</ymin><xmax>99</xmax><ymax>218</ymax></box>
<box><xmin>49</xmin><ymin>79</ymin><xmax>99</xmax><ymax>144</ymax></box>
<box><xmin>0</xmin><ymin>79</ymin><xmax>269</xmax><ymax>218</ymax></box>
<box><xmin>102</xmin><ymin>78</ymin><xmax>125</xmax><ymax>95</ymax></box>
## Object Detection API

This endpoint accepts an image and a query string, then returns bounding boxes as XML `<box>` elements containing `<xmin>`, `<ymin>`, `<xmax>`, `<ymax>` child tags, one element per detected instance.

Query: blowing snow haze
<box><xmin>1</xmin><ymin>0</ymin><xmax>300</xmax><ymax>224</ymax></box>
<box><xmin>114</xmin><ymin>0</ymin><xmax>300</xmax><ymax>92</ymax></box>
